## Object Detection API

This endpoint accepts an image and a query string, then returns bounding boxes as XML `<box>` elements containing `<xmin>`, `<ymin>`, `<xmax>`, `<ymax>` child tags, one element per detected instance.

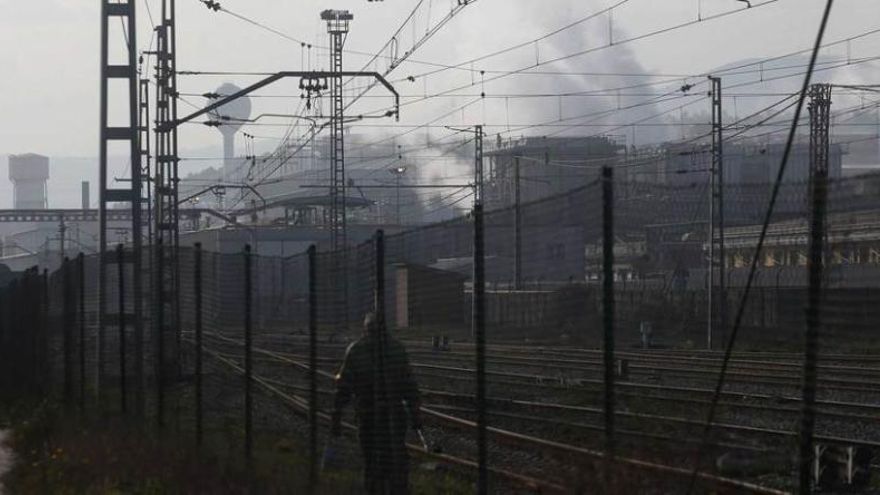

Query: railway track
<box><xmin>197</xmin><ymin>332</ymin><xmax>791</xmax><ymax>494</ymax></box>
<box><xmin>246</xmin><ymin>345</ymin><xmax>880</xmax><ymax>422</ymax></box>
<box><xmin>236</xmin><ymin>336</ymin><xmax>880</xmax><ymax>443</ymax></box>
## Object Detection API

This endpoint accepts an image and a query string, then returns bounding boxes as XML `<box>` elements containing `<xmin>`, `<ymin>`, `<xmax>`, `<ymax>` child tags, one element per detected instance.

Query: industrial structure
<box><xmin>8</xmin><ymin>153</ymin><xmax>49</xmax><ymax>210</ymax></box>
<box><xmin>3</xmin><ymin>1</ymin><xmax>880</xmax><ymax>493</ymax></box>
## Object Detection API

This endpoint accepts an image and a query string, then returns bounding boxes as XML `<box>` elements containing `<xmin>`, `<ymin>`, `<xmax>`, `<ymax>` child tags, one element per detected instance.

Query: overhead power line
<box><xmin>686</xmin><ymin>1</ymin><xmax>836</xmax><ymax>493</ymax></box>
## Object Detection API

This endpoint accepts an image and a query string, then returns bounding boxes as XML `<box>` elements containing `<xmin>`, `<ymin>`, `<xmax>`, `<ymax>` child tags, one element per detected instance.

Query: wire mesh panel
<box><xmin>0</xmin><ymin>269</ymin><xmax>49</xmax><ymax>400</ymax></box>
<box><xmin>198</xmin><ymin>249</ymin><xmax>249</xmax><ymax>464</ymax></box>
<box><xmin>6</xmin><ymin>156</ymin><xmax>880</xmax><ymax>493</ymax></box>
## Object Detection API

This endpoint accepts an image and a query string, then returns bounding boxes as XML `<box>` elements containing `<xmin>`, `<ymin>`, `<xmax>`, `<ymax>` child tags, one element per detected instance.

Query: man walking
<box><xmin>331</xmin><ymin>313</ymin><xmax>422</xmax><ymax>494</ymax></box>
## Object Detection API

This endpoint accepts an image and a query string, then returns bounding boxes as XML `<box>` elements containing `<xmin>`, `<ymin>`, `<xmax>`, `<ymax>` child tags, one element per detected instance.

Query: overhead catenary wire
<box><xmin>685</xmin><ymin>1</ymin><xmax>836</xmax><ymax>492</ymax></box>
<box><xmin>175</xmin><ymin>1</ymin><xmax>877</xmax><ymax>231</ymax></box>
<box><xmin>389</xmin><ymin>0</ymin><xmax>772</xmax><ymax>85</ymax></box>
<box><xmin>236</xmin><ymin>0</ymin><xmax>779</xmax><ymax>189</ymax></box>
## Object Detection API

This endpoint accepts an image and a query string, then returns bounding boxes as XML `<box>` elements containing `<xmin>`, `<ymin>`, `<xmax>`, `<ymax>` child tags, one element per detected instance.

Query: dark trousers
<box><xmin>358</xmin><ymin>408</ymin><xmax>410</xmax><ymax>494</ymax></box>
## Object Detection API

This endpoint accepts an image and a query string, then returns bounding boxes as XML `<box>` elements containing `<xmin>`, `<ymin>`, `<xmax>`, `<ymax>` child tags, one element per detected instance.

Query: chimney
<box><xmin>81</xmin><ymin>181</ymin><xmax>90</xmax><ymax>210</ymax></box>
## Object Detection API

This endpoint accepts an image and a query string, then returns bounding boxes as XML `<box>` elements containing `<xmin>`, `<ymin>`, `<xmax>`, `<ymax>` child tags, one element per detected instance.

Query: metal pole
<box><xmin>59</xmin><ymin>217</ymin><xmax>66</xmax><ymax>263</ymax></box>
<box><xmin>41</xmin><ymin>269</ymin><xmax>49</xmax><ymax>394</ymax></box>
<box><xmin>244</xmin><ymin>244</ymin><xmax>253</xmax><ymax>464</ymax></box>
<box><xmin>117</xmin><ymin>244</ymin><xmax>127</xmax><ymax>413</ymax></box>
<box><xmin>602</xmin><ymin>166</ymin><xmax>616</xmax><ymax>474</ymax></box>
<box><xmin>194</xmin><ymin>242</ymin><xmax>203</xmax><ymax>447</ymax></box>
<box><xmin>798</xmin><ymin>83</ymin><xmax>831</xmax><ymax>495</ymax></box>
<box><xmin>712</xmin><ymin>76</ymin><xmax>728</xmax><ymax>347</ymax></box>
<box><xmin>156</xmin><ymin>238</ymin><xmax>165</xmax><ymax>429</ymax></box>
<box><xmin>474</xmin><ymin>201</ymin><xmax>487</xmax><ymax>495</ymax></box>
<box><xmin>396</xmin><ymin>173</ymin><xmax>402</xmax><ymax>225</ymax></box>
<box><xmin>374</xmin><ymin>229</ymin><xmax>397</xmax><ymax>483</ymax></box>
<box><xmin>472</xmin><ymin>123</ymin><xmax>488</xmax><ymax>494</ymax></box>
<box><xmin>514</xmin><ymin>156</ymin><xmax>522</xmax><ymax>291</ymax></box>
<box><xmin>375</xmin><ymin>230</ymin><xmax>386</xmax><ymax>324</ymax></box>
<box><xmin>307</xmin><ymin>245</ymin><xmax>318</xmax><ymax>491</ymax></box>
<box><xmin>97</xmin><ymin>0</ymin><xmax>110</xmax><ymax>405</ymax></box>
<box><xmin>63</xmin><ymin>257</ymin><xmax>73</xmax><ymax>406</ymax></box>
<box><xmin>707</xmin><ymin>122</ymin><xmax>716</xmax><ymax>348</ymax></box>
<box><xmin>78</xmin><ymin>253</ymin><xmax>86</xmax><ymax>413</ymax></box>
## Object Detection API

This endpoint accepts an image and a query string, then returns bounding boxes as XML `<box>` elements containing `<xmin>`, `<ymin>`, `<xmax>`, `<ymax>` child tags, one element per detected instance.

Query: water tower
<box><xmin>207</xmin><ymin>83</ymin><xmax>252</xmax><ymax>181</ymax></box>
<box><xmin>8</xmin><ymin>153</ymin><xmax>49</xmax><ymax>209</ymax></box>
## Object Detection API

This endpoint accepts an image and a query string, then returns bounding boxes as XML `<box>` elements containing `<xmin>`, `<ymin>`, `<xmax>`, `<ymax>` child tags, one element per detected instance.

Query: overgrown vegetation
<box><xmin>1</xmin><ymin>401</ymin><xmax>472</xmax><ymax>494</ymax></box>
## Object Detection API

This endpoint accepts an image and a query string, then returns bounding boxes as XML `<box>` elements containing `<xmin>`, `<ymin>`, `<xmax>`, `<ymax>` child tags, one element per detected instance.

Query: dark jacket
<box><xmin>333</xmin><ymin>333</ymin><xmax>421</xmax><ymax>427</ymax></box>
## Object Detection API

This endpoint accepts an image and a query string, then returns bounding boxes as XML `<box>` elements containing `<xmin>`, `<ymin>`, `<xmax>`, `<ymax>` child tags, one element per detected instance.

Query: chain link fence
<box><xmin>2</xmin><ymin>171</ymin><xmax>879</xmax><ymax>493</ymax></box>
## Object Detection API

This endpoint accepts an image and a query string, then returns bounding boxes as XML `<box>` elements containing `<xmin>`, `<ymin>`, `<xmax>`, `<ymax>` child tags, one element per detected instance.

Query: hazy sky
<box><xmin>1</xmin><ymin>0</ymin><xmax>879</xmax><ymax>206</ymax></box>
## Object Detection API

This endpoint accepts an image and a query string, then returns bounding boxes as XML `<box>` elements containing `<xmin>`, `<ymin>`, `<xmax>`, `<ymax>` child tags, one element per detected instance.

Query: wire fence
<box><xmin>2</xmin><ymin>170</ymin><xmax>879</xmax><ymax>493</ymax></box>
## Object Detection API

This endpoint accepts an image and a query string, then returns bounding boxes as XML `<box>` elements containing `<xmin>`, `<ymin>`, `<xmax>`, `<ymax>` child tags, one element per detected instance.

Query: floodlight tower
<box><xmin>321</xmin><ymin>9</ymin><xmax>353</xmax><ymax>251</ymax></box>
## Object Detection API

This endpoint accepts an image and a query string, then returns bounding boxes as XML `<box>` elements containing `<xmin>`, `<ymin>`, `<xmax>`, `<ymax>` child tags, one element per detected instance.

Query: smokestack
<box><xmin>82</xmin><ymin>181</ymin><xmax>90</xmax><ymax>210</ymax></box>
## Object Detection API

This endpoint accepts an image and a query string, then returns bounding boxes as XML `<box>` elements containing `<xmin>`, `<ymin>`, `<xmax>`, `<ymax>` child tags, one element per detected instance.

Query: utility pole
<box><xmin>322</xmin><ymin>9</ymin><xmax>353</xmax><ymax>252</ymax></box>
<box><xmin>389</xmin><ymin>165</ymin><xmax>407</xmax><ymax>225</ymax></box>
<box><xmin>58</xmin><ymin>214</ymin><xmax>66</xmax><ymax>263</ymax></box>
<box><xmin>139</xmin><ymin>78</ymin><xmax>152</xmax><ymax>247</ymax></box>
<box><xmin>137</xmin><ymin>77</ymin><xmax>151</xmax><ymax>416</ymax></box>
<box><xmin>707</xmin><ymin>76</ymin><xmax>724</xmax><ymax>350</ymax></box>
<box><xmin>514</xmin><ymin>155</ymin><xmax>522</xmax><ymax>290</ymax></box>
<box><xmin>798</xmin><ymin>83</ymin><xmax>831</xmax><ymax>495</ymax></box>
<box><xmin>139</xmin><ymin>77</ymin><xmax>153</xmax><ymax>417</ymax></box>
<box><xmin>446</xmin><ymin>122</ymin><xmax>487</xmax><ymax>492</ymax></box>
<box><xmin>473</xmin><ymin>124</ymin><xmax>487</xmax><ymax>495</ymax></box>
<box><xmin>99</xmin><ymin>0</ymin><xmax>143</xmax><ymax>404</ymax></box>
<box><xmin>154</xmin><ymin>0</ymin><xmax>181</xmax><ymax>413</ymax></box>
<box><xmin>474</xmin><ymin>125</ymin><xmax>484</xmax><ymax>204</ymax></box>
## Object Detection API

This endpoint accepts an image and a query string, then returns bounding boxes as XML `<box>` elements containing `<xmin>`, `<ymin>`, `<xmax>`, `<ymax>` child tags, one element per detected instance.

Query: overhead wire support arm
<box><xmin>177</xmin><ymin>184</ymin><xmax>266</xmax><ymax>207</ymax></box>
<box><xmin>160</xmin><ymin>71</ymin><xmax>400</xmax><ymax>132</ymax></box>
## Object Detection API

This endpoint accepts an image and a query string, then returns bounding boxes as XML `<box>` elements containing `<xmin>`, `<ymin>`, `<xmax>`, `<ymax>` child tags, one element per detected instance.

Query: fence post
<box><xmin>78</xmin><ymin>253</ymin><xmax>86</xmax><ymax>413</ymax></box>
<box><xmin>194</xmin><ymin>243</ymin><xmax>203</xmax><ymax>447</ymax></box>
<box><xmin>156</xmin><ymin>238</ymin><xmax>165</xmax><ymax>429</ymax></box>
<box><xmin>375</xmin><ymin>230</ymin><xmax>386</xmax><ymax>329</ymax></box>
<box><xmin>307</xmin><ymin>245</ymin><xmax>318</xmax><ymax>491</ymax></box>
<box><xmin>41</xmin><ymin>269</ymin><xmax>49</xmax><ymax>395</ymax></box>
<box><xmin>117</xmin><ymin>244</ymin><xmax>127</xmax><ymax>414</ymax></box>
<box><xmin>244</xmin><ymin>244</ymin><xmax>253</xmax><ymax>464</ymax></box>
<box><xmin>63</xmin><ymin>257</ymin><xmax>73</xmax><ymax>406</ymax></box>
<box><xmin>602</xmin><ymin>166</ymin><xmax>617</xmax><ymax>481</ymax></box>
<box><xmin>473</xmin><ymin>202</ymin><xmax>487</xmax><ymax>495</ymax></box>
<box><xmin>373</xmin><ymin>229</ymin><xmax>396</xmax><ymax>483</ymax></box>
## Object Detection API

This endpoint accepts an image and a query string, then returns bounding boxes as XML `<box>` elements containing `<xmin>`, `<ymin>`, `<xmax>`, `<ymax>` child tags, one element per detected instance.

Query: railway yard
<box><xmin>192</xmin><ymin>330</ymin><xmax>880</xmax><ymax>493</ymax></box>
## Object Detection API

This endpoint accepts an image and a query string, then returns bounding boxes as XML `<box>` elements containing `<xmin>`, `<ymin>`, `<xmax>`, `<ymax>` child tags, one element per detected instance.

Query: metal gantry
<box><xmin>153</xmin><ymin>0</ymin><xmax>181</xmax><ymax>425</ymax></box>
<box><xmin>98</xmin><ymin>0</ymin><xmax>144</xmax><ymax>407</ymax></box>
<box><xmin>799</xmin><ymin>82</ymin><xmax>832</xmax><ymax>495</ymax></box>
<box><xmin>321</xmin><ymin>9</ymin><xmax>353</xmax><ymax>251</ymax></box>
